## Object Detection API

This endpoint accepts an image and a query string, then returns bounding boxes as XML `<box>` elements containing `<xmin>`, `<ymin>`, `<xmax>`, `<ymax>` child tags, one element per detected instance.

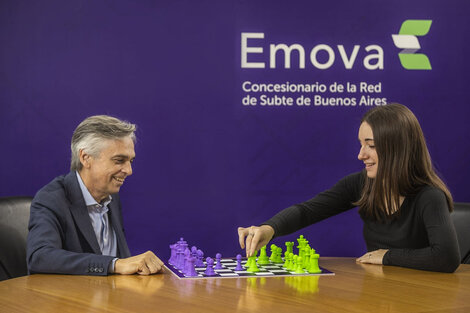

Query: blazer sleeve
<box><xmin>27</xmin><ymin>198</ymin><xmax>115</xmax><ymax>276</ymax></box>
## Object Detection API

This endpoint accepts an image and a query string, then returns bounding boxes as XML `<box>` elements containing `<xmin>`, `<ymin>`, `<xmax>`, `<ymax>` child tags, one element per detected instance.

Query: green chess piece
<box><xmin>303</xmin><ymin>247</ymin><xmax>311</xmax><ymax>269</ymax></box>
<box><xmin>258</xmin><ymin>245</ymin><xmax>270</xmax><ymax>265</ymax></box>
<box><xmin>245</xmin><ymin>250</ymin><xmax>257</xmax><ymax>268</ymax></box>
<box><xmin>297</xmin><ymin>236</ymin><xmax>308</xmax><ymax>259</ymax></box>
<box><xmin>283</xmin><ymin>252</ymin><xmax>290</xmax><ymax>268</ymax></box>
<box><xmin>292</xmin><ymin>255</ymin><xmax>298</xmax><ymax>271</ymax></box>
<box><xmin>294</xmin><ymin>256</ymin><xmax>305</xmax><ymax>274</ymax></box>
<box><xmin>308</xmin><ymin>252</ymin><xmax>321</xmax><ymax>274</ymax></box>
<box><xmin>244</xmin><ymin>255</ymin><xmax>251</xmax><ymax>269</ymax></box>
<box><xmin>269</xmin><ymin>244</ymin><xmax>277</xmax><ymax>262</ymax></box>
<box><xmin>246</xmin><ymin>256</ymin><xmax>260</xmax><ymax>272</ymax></box>
<box><xmin>283</xmin><ymin>252</ymin><xmax>292</xmax><ymax>270</ymax></box>
<box><xmin>287</xmin><ymin>252</ymin><xmax>294</xmax><ymax>271</ymax></box>
<box><xmin>285</xmin><ymin>241</ymin><xmax>294</xmax><ymax>257</ymax></box>
<box><xmin>274</xmin><ymin>246</ymin><xmax>283</xmax><ymax>263</ymax></box>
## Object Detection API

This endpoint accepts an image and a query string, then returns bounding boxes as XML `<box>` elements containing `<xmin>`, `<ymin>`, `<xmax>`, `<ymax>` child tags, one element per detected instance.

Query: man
<box><xmin>27</xmin><ymin>115</ymin><xmax>163</xmax><ymax>275</ymax></box>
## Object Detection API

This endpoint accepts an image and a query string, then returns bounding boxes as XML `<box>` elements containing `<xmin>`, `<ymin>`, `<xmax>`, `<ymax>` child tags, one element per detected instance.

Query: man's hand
<box><xmin>114</xmin><ymin>251</ymin><xmax>164</xmax><ymax>275</ymax></box>
<box><xmin>238</xmin><ymin>225</ymin><xmax>275</xmax><ymax>257</ymax></box>
<box><xmin>356</xmin><ymin>249</ymin><xmax>388</xmax><ymax>265</ymax></box>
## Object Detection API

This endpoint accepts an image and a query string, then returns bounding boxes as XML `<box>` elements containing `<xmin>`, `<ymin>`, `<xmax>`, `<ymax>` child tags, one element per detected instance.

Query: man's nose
<box><xmin>123</xmin><ymin>161</ymin><xmax>133</xmax><ymax>176</ymax></box>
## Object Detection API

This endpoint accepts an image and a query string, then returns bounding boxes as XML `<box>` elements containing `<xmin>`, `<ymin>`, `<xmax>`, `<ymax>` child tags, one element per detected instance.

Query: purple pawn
<box><xmin>186</xmin><ymin>256</ymin><xmax>198</xmax><ymax>277</ymax></box>
<box><xmin>235</xmin><ymin>254</ymin><xmax>244</xmax><ymax>271</ymax></box>
<box><xmin>169</xmin><ymin>243</ymin><xmax>177</xmax><ymax>264</ymax></box>
<box><xmin>191</xmin><ymin>246</ymin><xmax>198</xmax><ymax>258</ymax></box>
<box><xmin>215</xmin><ymin>253</ymin><xmax>223</xmax><ymax>269</ymax></box>
<box><xmin>183</xmin><ymin>248</ymin><xmax>191</xmax><ymax>274</ymax></box>
<box><xmin>195</xmin><ymin>249</ymin><xmax>205</xmax><ymax>267</ymax></box>
<box><xmin>204</xmin><ymin>257</ymin><xmax>216</xmax><ymax>276</ymax></box>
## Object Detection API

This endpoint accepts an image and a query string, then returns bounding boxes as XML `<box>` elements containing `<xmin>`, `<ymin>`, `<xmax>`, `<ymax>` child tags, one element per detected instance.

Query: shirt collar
<box><xmin>76</xmin><ymin>171</ymin><xmax>112</xmax><ymax>208</ymax></box>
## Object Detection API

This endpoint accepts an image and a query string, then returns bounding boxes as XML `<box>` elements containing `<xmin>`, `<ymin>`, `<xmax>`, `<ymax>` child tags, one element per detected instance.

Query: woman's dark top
<box><xmin>263</xmin><ymin>171</ymin><xmax>461</xmax><ymax>272</ymax></box>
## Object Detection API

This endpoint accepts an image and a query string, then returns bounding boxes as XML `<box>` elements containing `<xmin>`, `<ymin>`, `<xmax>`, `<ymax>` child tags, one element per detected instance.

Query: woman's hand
<box><xmin>356</xmin><ymin>249</ymin><xmax>388</xmax><ymax>265</ymax></box>
<box><xmin>237</xmin><ymin>225</ymin><xmax>275</xmax><ymax>257</ymax></box>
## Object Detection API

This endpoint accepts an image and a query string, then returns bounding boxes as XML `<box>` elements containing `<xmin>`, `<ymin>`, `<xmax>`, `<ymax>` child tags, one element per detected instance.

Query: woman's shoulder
<box><xmin>415</xmin><ymin>185</ymin><xmax>446</xmax><ymax>199</ymax></box>
<box><xmin>339</xmin><ymin>170</ymin><xmax>366</xmax><ymax>184</ymax></box>
<box><xmin>410</xmin><ymin>185</ymin><xmax>448</xmax><ymax>210</ymax></box>
<box><xmin>331</xmin><ymin>170</ymin><xmax>366</xmax><ymax>197</ymax></box>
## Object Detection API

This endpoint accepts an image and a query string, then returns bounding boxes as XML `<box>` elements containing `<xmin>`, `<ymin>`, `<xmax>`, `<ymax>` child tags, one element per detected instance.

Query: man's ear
<box><xmin>79</xmin><ymin>149</ymin><xmax>92</xmax><ymax>169</ymax></box>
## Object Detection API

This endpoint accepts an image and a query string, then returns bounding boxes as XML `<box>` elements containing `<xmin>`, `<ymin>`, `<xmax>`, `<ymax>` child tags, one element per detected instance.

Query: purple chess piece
<box><xmin>186</xmin><ymin>256</ymin><xmax>198</xmax><ymax>277</ymax></box>
<box><xmin>183</xmin><ymin>248</ymin><xmax>191</xmax><ymax>274</ymax></box>
<box><xmin>169</xmin><ymin>243</ymin><xmax>177</xmax><ymax>264</ymax></box>
<box><xmin>204</xmin><ymin>257</ymin><xmax>216</xmax><ymax>276</ymax></box>
<box><xmin>195</xmin><ymin>249</ymin><xmax>205</xmax><ymax>267</ymax></box>
<box><xmin>175</xmin><ymin>245</ymin><xmax>184</xmax><ymax>270</ymax></box>
<box><xmin>174</xmin><ymin>238</ymin><xmax>183</xmax><ymax>269</ymax></box>
<box><xmin>177</xmin><ymin>240</ymin><xmax>188</xmax><ymax>270</ymax></box>
<box><xmin>191</xmin><ymin>246</ymin><xmax>198</xmax><ymax>258</ymax></box>
<box><xmin>235</xmin><ymin>254</ymin><xmax>244</xmax><ymax>271</ymax></box>
<box><xmin>215</xmin><ymin>253</ymin><xmax>223</xmax><ymax>269</ymax></box>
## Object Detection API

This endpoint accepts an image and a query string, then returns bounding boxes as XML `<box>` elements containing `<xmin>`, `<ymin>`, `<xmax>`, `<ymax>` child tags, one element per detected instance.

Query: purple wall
<box><xmin>1</xmin><ymin>0</ymin><xmax>469</xmax><ymax>259</ymax></box>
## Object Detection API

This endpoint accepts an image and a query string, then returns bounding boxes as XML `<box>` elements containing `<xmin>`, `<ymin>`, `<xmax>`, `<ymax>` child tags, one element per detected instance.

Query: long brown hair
<box><xmin>355</xmin><ymin>103</ymin><xmax>453</xmax><ymax>221</ymax></box>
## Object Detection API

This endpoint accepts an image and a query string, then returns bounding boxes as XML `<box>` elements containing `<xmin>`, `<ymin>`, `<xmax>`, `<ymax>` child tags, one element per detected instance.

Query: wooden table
<box><xmin>1</xmin><ymin>258</ymin><xmax>469</xmax><ymax>313</ymax></box>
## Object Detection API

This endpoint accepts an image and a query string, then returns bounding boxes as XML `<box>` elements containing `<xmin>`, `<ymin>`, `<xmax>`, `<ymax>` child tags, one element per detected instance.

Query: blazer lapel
<box><xmin>64</xmin><ymin>172</ymin><xmax>102</xmax><ymax>255</ymax></box>
<box><xmin>108</xmin><ymin>197</ymin><xmax>131</xmax><ymax>258</ymax></box>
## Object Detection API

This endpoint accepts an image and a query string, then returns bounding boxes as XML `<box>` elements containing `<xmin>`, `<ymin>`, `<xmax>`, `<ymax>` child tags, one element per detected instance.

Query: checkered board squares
<box><xmin>165</xmin><ymin>257</ymin><xmax>334</xmax><ymax>279</ymax></box>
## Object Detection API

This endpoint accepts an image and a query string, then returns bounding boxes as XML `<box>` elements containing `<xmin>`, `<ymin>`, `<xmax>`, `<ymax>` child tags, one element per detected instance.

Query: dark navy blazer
<box><xmin>27</xmin><ymin>172</ymin><xmax>131</xmax><ymax>275</ymax></box>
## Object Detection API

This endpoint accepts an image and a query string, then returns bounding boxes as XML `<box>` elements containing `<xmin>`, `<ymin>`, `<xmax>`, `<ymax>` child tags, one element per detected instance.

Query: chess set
<box><xmin>165</xmin><ymin>236</ymin><xmax>334</xmax><ymax>279</ymax></box>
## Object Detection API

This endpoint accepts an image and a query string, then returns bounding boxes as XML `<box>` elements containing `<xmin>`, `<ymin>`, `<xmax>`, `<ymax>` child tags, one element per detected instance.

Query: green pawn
<box><xmin>274</xmin><ymin>247</ymin><xmax>283</xmax><ymax>263</ymax></box>
<box><xmin>294</xmin><ymin>256</ymin><xmax>305</xmax><ymax>274</ymax></box>
<box><xmin>269</xmin><ymin>244</ymin><xmax>277</xmax><ymax>262</ymax></box>
<box><xmin>283</xmin><ymin>252</ymin><xmax>290</xmax><ymax>268</ymax></box>
<box><xmin>303</xmin><ymin>248</ymin><xmax>311</xmax><ymax>269</ymax></box>
<box><xmin>308</xmin><ymin>252</ymin><xmax>321</xmax><ymax>274</ymax></box>
<box><xmin>258</xmin><ymin>246</ymin><xmax>270</xmax><ymax>265</ymax></box>
<box><xmin>245</xmin><ymin>250</ymin><xmax>258</xmax><ymax>268</ymax></box>
<box><xmin>287</xmin><ymin>252</ymin><xmax>295</xmax><ymax>271</ymax></box>
<box><xmin>291</xmin><ymin>255</ymin><xmax>298</xmax><ymax>271</ymax></box>
<box><xmin>246</xmin><ymin>256</ymin><xmax>260</xmax><ymax>272</ymax></box>
<box><xmin>285</xmin><ymin>241</ymin><xmax>294</xmax><ymax>257</ymax></box>
<box><xmin>244</xmin><ymin>255</ymin><xmax>251</xmax><ymax>269</ymax></box>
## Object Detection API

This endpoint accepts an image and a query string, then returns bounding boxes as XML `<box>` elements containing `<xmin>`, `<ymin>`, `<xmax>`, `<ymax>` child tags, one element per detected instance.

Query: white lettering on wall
<box><xmin>241</xmin><ymin>32</ymin><xmax>384</xmax><ymax>70</ymax></box>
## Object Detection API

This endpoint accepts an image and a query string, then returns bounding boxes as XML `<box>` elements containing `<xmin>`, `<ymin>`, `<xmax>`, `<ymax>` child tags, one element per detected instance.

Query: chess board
<box><xmin>165</xmin><ymin>257</ymin><xmax>334</xmax><ymax>279</ymax></box>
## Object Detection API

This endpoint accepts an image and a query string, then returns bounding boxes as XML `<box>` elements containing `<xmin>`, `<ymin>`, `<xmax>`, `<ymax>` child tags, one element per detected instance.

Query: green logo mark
<box><xmin>392</xmin><ymin>20</ymin><xmax>432</xmax><ymax>70</ymax></box>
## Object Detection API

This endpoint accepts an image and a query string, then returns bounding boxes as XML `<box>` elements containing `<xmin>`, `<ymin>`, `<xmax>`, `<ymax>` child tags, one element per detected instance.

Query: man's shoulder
<box><xmin>33</xmin><ymin>172</ymin><xmax>77</xmax><ymax>208</ymax></box>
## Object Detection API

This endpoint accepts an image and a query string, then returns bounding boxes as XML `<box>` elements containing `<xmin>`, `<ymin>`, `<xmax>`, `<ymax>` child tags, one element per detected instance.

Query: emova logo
<box><xmin>392</xmin><ymin>20</ymin><xmax>432</xmax><ymax>70</ymax></box>
<box><xmin>241</xmin><ymin>19</ymin><xmax>433</xmax><ymax>71</ymax></box>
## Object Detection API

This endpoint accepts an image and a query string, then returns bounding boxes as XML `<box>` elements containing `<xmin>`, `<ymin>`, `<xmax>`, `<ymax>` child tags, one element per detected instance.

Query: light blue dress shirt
<box><xmin>76</xmin><ymin>172</ymin><xmax>118</xmax><ymax>263</ymax></box>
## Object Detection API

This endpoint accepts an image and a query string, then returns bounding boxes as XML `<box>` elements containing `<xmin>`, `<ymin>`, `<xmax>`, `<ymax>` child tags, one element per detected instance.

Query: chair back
<box><xmin>0</xmin><ymin>196</ymin><xmax>33</xmax><ymax>281</ymax></box>
<box><xmin>451</xmin><ymin>202</ymin><xmax>470</xmax><ymax>264</ymax></box>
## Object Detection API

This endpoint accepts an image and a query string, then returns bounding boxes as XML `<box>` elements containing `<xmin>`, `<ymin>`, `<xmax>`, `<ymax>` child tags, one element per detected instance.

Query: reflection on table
<box><xmin>0</xmin><ymin>258</ymin><xmax>469</xmax><ymax>313</ymax></box>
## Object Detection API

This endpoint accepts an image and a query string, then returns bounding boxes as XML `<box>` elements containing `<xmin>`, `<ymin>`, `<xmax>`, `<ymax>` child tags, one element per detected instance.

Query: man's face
<box><xmin>82</xmin><ymin>137</ymin><xmax>135</xmax><ymax>202</ymax></box>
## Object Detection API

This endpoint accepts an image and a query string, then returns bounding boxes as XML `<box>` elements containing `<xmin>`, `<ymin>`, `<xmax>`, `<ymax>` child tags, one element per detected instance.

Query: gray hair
<box><xmin>70</xmin><ymin>115</ymin><xmax>136</xmax><ymax>171</ymax></box>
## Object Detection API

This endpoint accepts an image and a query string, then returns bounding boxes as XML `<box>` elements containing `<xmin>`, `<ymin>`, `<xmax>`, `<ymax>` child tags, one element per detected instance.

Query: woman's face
<box><xmin>358</xmin><ymin>122</ymin><xmax>378</xmax><ymax>178</ymax></box>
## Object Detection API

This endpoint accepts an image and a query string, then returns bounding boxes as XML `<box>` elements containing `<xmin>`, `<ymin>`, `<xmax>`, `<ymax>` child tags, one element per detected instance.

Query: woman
<box><xmin>238</xmin><ymin>103</ymin><xmax>461</xmax><ymax>273</ymax></box>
